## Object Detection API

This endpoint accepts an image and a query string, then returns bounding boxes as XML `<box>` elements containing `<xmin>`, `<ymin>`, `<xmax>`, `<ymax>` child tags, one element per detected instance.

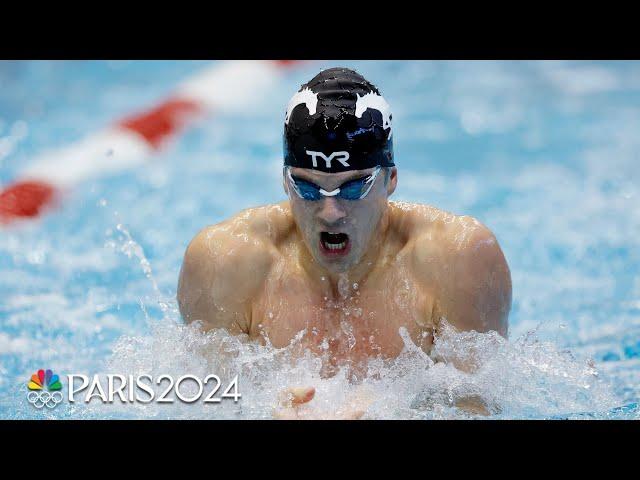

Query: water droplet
<box><xmin>338</xmin><ymin>275</ymin><xmax>351</xmax><ymax>299</ymax></box>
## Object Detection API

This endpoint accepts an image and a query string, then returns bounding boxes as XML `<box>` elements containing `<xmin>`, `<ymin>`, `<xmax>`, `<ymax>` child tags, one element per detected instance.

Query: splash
<box><xmin>103</xmin><ymin>218</ymin><xmax>175</xmax><ymax>320</ymax></box>
<box><xmin>69</xmin><ymin>314</ymin><xmax>620</xmax><ymax>419</ymax></box>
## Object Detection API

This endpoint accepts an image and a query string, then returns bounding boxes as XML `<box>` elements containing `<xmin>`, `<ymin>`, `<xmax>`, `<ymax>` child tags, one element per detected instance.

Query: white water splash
<box><xmin>64</xmin><ymin>315</ymin><xmax>620</xmax><ymax>420</ymax></box>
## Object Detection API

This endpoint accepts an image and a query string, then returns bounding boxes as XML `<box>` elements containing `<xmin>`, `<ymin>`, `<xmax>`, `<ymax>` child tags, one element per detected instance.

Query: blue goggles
<box><xmin>285</xmin><ymin>166</ymin><xmax>382</xmax><ymax>201</ymax></box>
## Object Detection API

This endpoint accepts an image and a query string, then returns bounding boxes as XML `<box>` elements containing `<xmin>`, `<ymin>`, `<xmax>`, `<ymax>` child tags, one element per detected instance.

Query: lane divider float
<box><xmin>0</xmin><ymin>60</ymin><xmax>304</xmax><ymax>223</ymax></box>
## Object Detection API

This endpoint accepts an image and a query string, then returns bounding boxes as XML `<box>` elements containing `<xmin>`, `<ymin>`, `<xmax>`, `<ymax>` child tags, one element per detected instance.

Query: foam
<box><xmin>65</xmin><ymin>315</ymin><xmax>618</xmax><ymax>419</ymax></box>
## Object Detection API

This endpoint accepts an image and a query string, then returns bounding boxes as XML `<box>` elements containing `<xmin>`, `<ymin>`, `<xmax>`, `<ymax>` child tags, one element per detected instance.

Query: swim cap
<box><xmin>283</xmin><ymin>67</ymin><xmax>393</xmax><ymax>173</ymax></box>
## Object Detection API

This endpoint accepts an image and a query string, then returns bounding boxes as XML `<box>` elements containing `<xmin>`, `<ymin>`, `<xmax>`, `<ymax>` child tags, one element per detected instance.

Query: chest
<box><xmin>250</xmin><ymin>261</ymin><xmax>436</xmax><ymax>364</ymax></box>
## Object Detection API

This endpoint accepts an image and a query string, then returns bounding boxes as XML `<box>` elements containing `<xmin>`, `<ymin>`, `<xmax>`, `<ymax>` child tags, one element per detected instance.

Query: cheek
<box><xmin>291</xmin><ymin>201</ymin><xmax>317</xmax><ymax>235</ymax></box>
<box><xmin>291</xmin><ymin>197</ymin><xmax>310</xmax><ymax>218</ymax></box>
<box><xmin>351</xmin><ymin>200</ymin><xmax>385</xmax><ymax>237</ymax></box>
<box><xmin>345</xmin><ymin>205</ymin><xmax>374</xmax><ymax>235</ymax></box>
<box><xmin>352</xmin><ymin>199</ymin><xmax>381</xmax><ymax>222</ymax></box>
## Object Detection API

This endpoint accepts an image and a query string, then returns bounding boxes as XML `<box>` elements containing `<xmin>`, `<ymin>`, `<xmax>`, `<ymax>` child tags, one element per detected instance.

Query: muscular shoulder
<box><xmin>184</xmin><ymin>206</ymin><xmax>281</xmax><ymax>274</ymax></box>
<box><xmin>407</xmin><ymin>205</ymin><xmax>512</xmax><ymax>335</ymax></box>
<box><xmin>177</xmin><ymin>203</ymin><xmax>293</xmax><ymax>329</ymax></box>
<box><xmin>413</xmin><ymin>207</ymin><xmax>500</xmax><ymax>260</ymax></box>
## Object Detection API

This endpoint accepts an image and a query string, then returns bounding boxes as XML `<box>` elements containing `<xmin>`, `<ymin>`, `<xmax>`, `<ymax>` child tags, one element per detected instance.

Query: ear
<box><xmin>386</xmin><ymin>167</ymin><xmax>398</xmax><ymax>196</ymax></box>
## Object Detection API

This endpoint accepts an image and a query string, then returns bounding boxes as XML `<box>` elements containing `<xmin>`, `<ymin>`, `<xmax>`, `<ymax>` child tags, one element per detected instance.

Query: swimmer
<box><xmin>177</xmin><ymin>68</ymin><xmax>512</xmax><ymax>418</ymax></box>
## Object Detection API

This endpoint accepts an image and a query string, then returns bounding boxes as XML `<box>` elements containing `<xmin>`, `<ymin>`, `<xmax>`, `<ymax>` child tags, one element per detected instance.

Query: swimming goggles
<box><xmin>286</xmin><ymin>166</ymin><xmax>382</xmax><ymax>201</ymax></box>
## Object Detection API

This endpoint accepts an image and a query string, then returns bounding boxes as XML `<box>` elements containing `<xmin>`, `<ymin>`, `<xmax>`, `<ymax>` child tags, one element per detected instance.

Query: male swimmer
<box><xmin>177</xmin><ymin>68</ymin><xmax>512</xmax><ymax>418</ymax></box>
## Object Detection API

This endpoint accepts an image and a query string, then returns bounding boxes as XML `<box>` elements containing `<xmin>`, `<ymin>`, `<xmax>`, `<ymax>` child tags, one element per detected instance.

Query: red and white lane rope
<box><xmin>0</xmin><ymin>60</ymin><xmax>304</xmax><ymax>223</ymax></box>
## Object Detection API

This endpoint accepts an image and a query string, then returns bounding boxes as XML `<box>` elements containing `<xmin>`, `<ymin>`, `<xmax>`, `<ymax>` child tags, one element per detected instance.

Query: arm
<box><xmin>414</xmin><ymin>218</ymin><xmax>512</xmax><ymax>337</ymax></box>
<box><xmin>177</xmin><ymin>222</ymin><xmax>273</xmax><ymax>334</ymax></box>
<box><xmin>439</xmin><ymin>222</ymin><xmax>511</xmax><ymax>336</ymax></box>
<box><xmin>411</xmin><ymin>220</ymin><xmax>511</xmax><ymax>414</ymax></box>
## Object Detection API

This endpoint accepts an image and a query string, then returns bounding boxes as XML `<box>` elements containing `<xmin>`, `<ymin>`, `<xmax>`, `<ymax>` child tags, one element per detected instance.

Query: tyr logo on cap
<box><xmin>305</xmin><ymin>150</ymin><xmax>350</xmax><ymax>169</ymax></box>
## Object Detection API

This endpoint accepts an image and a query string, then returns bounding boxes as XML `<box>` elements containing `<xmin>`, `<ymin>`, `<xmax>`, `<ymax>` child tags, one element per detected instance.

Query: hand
<box><xmin>453</xmin><ymin>394</ymin><xmax>491</xmax><ymax>416</ymax></box>
<box><xmin>273</xmin><ymin>385</ymin><xmax>374</xmax><ymax>420</ymax></box>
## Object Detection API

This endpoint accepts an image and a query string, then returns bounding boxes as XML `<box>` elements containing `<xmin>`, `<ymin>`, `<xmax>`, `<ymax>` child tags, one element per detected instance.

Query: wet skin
<box><xmin>178</xmin><ymin>167</ymin><xmax>511</xmax><ymax>374</ymax></box>
<box><xmin>177</xmin><ymin>167</ymin><xmax>512</xmax><ymax>415</ymax></box>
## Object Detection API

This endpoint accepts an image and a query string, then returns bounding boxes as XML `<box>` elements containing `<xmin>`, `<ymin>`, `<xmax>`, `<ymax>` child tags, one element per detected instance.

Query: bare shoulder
<box><xmin>396</xmin><ymin>202</ymin><xmax>503</xmax><ymax>274</ymax></box>
<box><xmin>182</xmin><ymin>203</ymin><xmax>286</xmax><ymax>277</ymax></box>
<box><xmin>400</xmin><ymin>202</ymin><xmax>512</xmax><ymax>336</ymax></box>
<box><xmin>177</xmin><ymin>202</ymin><xmax>293</xmax><ymax>330</ymax></box>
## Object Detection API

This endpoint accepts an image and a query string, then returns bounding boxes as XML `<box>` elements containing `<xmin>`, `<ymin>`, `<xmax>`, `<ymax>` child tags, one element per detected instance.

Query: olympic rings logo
<box><xmin>27</xmin><ymin>390</ymin><xmax>64</xmax><ymax>409</ymax></box>
<box><xmin>27</xmin><ymin>369</ymin><xmax>64</xmax><ymax>409</ymax></box>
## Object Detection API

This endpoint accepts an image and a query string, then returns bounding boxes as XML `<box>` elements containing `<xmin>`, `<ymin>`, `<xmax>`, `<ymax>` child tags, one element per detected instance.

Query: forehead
<box><xmin>289</xmin><ymin>167</ymin><xmax>376</xmax><ymax>184</ymax></box>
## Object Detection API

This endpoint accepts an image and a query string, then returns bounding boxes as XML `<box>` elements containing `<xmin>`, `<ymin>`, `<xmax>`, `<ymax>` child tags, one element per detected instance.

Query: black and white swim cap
<box><xmin>283</xmin><ymin>67</ymin><xmax>394</xmax><ymax>173</ymax></box>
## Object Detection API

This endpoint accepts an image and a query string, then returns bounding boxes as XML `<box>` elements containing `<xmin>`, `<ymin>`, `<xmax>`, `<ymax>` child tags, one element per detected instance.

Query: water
<box><xmin>1</xmin><ymin>60</ymin><xmax>639</xmax><ymax>419</ymax></box>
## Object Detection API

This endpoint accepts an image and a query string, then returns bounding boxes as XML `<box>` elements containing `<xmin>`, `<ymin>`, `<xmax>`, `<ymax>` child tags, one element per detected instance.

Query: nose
<box><xmin>317</xmin><ymin>196</ymin><xmax>347</xmax><ymax>226</ymax></box>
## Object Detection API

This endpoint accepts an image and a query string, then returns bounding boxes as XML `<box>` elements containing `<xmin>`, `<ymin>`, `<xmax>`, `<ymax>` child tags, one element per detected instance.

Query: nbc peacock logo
<box><xmin>27</xmin><ymin>369</ymin><xmax>64</xmax><ymax>409</ymax></box>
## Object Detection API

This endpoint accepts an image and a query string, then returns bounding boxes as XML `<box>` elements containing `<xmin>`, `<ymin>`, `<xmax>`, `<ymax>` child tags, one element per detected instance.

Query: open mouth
<box><xmin>319</xmin><ymin>231</ymin><xmax>351</xmax><ymax>256</ymax></box>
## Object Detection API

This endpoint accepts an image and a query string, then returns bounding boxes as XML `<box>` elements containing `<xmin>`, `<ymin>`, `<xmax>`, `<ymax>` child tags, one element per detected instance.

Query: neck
<box><xmin>297</xmin><ymin>206</ymin><xmax>391</xmax><ymax>300</ymax></box>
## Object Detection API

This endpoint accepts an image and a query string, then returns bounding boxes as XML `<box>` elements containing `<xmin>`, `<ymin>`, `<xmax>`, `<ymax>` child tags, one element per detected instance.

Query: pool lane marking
<box><xmin>118</xmin><ymin>98</ymin><xmax>203</xmax><ymax>150</ymax></box>
<box><xmin>0</xmin><ymin>60</ymin><xmax>305</xmax><ymax>223</ymax></box>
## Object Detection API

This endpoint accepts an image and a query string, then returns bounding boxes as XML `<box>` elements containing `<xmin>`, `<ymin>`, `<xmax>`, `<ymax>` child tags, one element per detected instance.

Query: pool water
<box><xmin>1</xmin><ymin>60</ymin><xmax>639</xmax><ymax>419</ymax></box>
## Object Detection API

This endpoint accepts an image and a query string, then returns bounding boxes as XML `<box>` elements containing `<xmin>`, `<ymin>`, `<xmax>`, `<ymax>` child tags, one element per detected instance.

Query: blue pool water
<box><xmin>1</xmin><ymin>60</ymin><xmax>639</xmax><ymax>419</ymax></box>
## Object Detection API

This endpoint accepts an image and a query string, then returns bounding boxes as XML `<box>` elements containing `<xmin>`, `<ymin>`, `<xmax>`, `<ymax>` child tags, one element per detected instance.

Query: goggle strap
<box><xmin>359</xmin><ymin>167</ymin><xmax>382</xmax><ymax>198</ymax></box>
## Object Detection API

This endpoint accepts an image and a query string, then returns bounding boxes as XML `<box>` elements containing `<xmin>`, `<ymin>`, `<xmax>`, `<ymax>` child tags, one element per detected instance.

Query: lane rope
<box><xmin>0</xmin><ymin>60</ymin><xmax>304</xmax><ymax>223</ymax></box>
